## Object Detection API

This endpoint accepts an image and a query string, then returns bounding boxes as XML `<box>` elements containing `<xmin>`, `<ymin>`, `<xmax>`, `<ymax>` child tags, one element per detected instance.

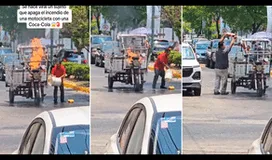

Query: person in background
<box><xmin>214</xmin><ymin>33</ymin><xmax>237</xmax><ymax>95</ymax></box>
<box><xmin>152</xmin><ymin>48</ymin><xmax>171</xmax><ymax>89</ymax></box>
<box><xmin>51</xmin><ymin>60</ymin><xmax>66</xmax><ymax>104</ymax></box>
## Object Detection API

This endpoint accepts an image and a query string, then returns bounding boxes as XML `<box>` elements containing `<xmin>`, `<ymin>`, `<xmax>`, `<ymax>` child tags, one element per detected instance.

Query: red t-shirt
<box><xmin>52</xmin><ymin>64</ymin><xmax>66</xmax><ymax>77</ymax></box>
<box><xmin>154</xmin><ymin>52</ymin><xmax>169</xmax><ymax>70</ymax></box>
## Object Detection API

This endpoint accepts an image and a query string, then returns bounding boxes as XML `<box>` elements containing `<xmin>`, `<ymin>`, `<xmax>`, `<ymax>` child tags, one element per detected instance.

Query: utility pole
<box><xmin>50</xmin><ymin>28</ymin><xmax>54</xmax><ymax>72</ymax></box>
<box><xmin>150</xmin><ymin>6</ymin><xmax>155</xmax><ymax>62</ymax></box>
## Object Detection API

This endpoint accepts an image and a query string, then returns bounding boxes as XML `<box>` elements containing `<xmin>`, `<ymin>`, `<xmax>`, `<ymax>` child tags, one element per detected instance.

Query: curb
<box><xmin>148</xmin><ymin>65</ymin><xmax>182</xmax><ymax>79</ymax></box>
<box><xmin>48</xmin><ymin>77</ymin><xmax>90</xmax><ymax>94</ymax></box>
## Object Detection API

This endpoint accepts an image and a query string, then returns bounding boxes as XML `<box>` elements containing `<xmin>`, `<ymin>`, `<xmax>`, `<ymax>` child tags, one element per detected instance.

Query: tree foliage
<box><xmin>221</xmin><ymin>6</ymin><xmax>267</xmax><ymax>34</ymax></box>
<box><xmin>100</xmin><ymin>6</ymin><xmax>146</xmax><ymax>31</ymax></box>
<box><xmin>183</xmin><ymin>6</ymin><xmax>267</xmax><ymax>38</ymax></box>
<box><xmin>0</xmin><ymin>6</ymin><xmax>27</xmax><ymax>41</ymax></box>
<box><xmin>161</xmin><ymin>6</ymin><xmax>181</xmax><ymax>43</ymax></box>
<box><xmin>62</xmin><ymin>6</ymin><xmax>89</xmax><ymax>51</ymax></box>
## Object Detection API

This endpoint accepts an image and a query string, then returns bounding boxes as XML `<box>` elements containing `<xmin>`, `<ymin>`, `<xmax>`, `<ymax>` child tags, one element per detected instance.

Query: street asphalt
<box><xmin>91</xmin><ymin>64</ymin><xmax>181</xmax><ymax>154</ymax></box>
<box><xmin>183</xmin><ymin>65</ymin><xmax>272</xmax><ymax>154</ymax></box>
<box><xmin>0</xmin><ymin>80</ymin><xmax>89</xmax><ymax>154</ymax></box>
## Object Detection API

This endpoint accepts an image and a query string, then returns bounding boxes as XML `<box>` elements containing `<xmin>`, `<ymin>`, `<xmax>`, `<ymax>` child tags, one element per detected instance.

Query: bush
<box><xmin>62</xmin><ymin>62</ymin><xmax>90</xmax><ymax>81</ymax></box>
<box><xmin>157</xmin><ymin>50</ymin><xmax>181</xmax><ymax>67</ymax></box>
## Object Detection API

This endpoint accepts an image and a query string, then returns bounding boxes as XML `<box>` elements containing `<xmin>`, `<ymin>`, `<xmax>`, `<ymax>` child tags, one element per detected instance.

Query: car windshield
<box><xmin>92</xmin><ymin>37</ymin><xmax>112</xmax><ymax>44</ymax></box>
<box><xmin>103</xmin><ymin>42</ymin><xmax>119</xmax><ymax>51</ymax></box>
<box><xmin>155</xmin><ymin>41</ymin><xmax>169</xmax><ymax>46</ymax></box>
<box><xmin>229</xmin><ymin>46</ymin><xmax>242</xmax><ymax>56</ymax></box>
<box><xmin>3</xmin><ymin>55</ymin><xmax>18</xmax><ymax>64</ymax></box>
<box><xmin>212</xmin><ymin>41</ymin><xmax>219</xmax><ymax>48</ymax></box>
<box><xmin>0</xmin><ymin>48</ymin><xmax>12</xmax><ymax>54</ymax></box>
<box><xmin>225</xmin><ymin>40</ymin><xmax>231</xmax><ymax>46</ymax></box>
<box><xmin>196</xmin><ymin>43</ymin><xmax>209</xmax><ymax>49</ymax></box>
<box><xmin>153</xmin><ymin>112</ymin><xmax>181</xmax><ymax>154</ymax></box>
<box><xmin>50</xmin><ymin>125</ymin><xmax>90</xmax><ymax>154</ymax></box>
<box><xmin>182</xmin><ymin>46</ymin><xmax>195</xmax><ymax>60</ymax></box>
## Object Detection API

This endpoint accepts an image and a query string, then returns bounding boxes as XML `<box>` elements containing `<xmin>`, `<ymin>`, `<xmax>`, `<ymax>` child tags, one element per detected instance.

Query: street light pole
<box><xmin>150</xmin><ymin>6</ymin><xmax>155</xmax><ymax>62</ymax></box>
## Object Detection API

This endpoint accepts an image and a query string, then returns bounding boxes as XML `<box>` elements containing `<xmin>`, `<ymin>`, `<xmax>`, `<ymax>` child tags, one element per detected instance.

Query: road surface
<box><xmin>0</xmin><ymin>81</ymin><xmax>89</xmax><ymax>154</ymax></box>
<box><xmin>183</xmin><ymin>66</ymin><xmax>272</xmax><ymax>154</ymax></box>
<box><xmin>91</xmin><ymin>65</ymin><xmax>181</xmax><ymax>154</ymax></box>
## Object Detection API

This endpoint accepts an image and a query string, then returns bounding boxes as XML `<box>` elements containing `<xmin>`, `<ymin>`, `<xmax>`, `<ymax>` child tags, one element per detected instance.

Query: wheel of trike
<box><xmin>134</xmin><ymin>74</ymin><xmax>142</xmax><ymax>92</ymax></box>
<box><xmin>9</xmin><ymin>88</ymin><xmax>14</xmax><ymax>103</ymax></box>
<box><xmin>194</xmin><ymin>88</ymin><xmax>201</xmax><ymax>96</ymax></box>
<box><xmin>41</xmin><ymin>85</ymin><xmax>45</xmax><ymax>102</ymax></box>
<box><xmin>33</xmin><ymin>83</ymin><xmax>41</xmax><ymax>105</ymax></box>
<box><xmin>108</xmin><ymin>74</ymin><xmax>114</xmax><ymax>89</ymax></box>
<box><xmin>206</xmin><ymin>58</ymin><xmax>210</xmax><ymax>68</ymax></box>
<box><xmin>231</xmin><ymin>79</ymin><xmax>236</xmax><ymax>94</ymax></box>
<box><xmin>95</xmin><ymin>56</ymin><xmax>99</xmax><ymax>66</ymax></box>
<box><xmin>256</xmin><ymin>79</ymin><xmax>263</xmax><ymax>97</ymax></box>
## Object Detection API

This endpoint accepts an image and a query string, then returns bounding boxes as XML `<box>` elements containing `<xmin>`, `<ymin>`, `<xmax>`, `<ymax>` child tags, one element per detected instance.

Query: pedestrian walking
<box><xmin>152</xmin><ymin>48</ymin><xmax>171</xmax><ymax>89</ymax></box>
<box><xmin>51</xmin><ymin>60</ymin><xmax>66</xmax><ymax>104</ymax></box>
<box><xmin>214</xmin><ymin>33</ymin><xmax>237</xmax><ymax>95</ymax></box>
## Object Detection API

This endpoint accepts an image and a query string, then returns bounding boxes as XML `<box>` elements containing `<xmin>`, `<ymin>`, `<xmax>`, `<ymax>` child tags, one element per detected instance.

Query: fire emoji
<box><xmin>29</xmin><ymin>38</ymin><xmax>44</xmax><ymax>70</ymax></box>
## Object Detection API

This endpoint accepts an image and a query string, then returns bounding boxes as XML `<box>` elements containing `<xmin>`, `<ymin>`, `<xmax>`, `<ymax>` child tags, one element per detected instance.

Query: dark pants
<box><xmin>54</xmin><ymin>83</ymin><xmax>64</xmax><ymax>103</ymax></box>
<box><xmin>152</xmin><ymin>69</ymin><xmax>166</xmax><ymax>88</ymax></box>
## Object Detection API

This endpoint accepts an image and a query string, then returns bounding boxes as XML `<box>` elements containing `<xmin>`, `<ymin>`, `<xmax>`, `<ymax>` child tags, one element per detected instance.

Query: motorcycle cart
<box><xmin>228</xmin><ymin>39</ymin><xmax>271</xmax><ymax>97</ymax></box>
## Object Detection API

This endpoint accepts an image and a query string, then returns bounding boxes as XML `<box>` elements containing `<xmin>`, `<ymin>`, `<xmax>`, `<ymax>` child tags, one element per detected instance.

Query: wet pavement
<box><xmin>91</xmin><ymin>65</ymin><xmax>181</xmax><ymax>154</ymax></box>
<box><xmin>183</xmin><ymin>66</ymin><xmax>272</xmax><ymax>154</ymax></box>
<box><xmin>0</xmin><ymin>80</ymin><xmax>89</xmax><ymax>154</ymax></box>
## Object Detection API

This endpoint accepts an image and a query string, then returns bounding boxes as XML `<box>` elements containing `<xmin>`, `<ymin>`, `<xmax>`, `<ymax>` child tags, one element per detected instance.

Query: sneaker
<box><xmin>221</xmin><ymin>92</ymin><xmax>229</xmax><ymax>95</ymax></box>
<box><xmin>214</xmin><ymin>91</ymin><xmax>220</xmax><ymax>95</ymax></box>
<box><xmin>54</xmin><ymin>101</ymin><xmax>58</xmax><ymax>104</ymax></box>
<box><xmin>160</xmin><ymin>86</ymin><xmax>167</xmax><ymax>89</ymax></box>
<box><xmin>61</xmin><ymin>100</ymin><xmax>65</xmax><ymax>103</ymax></box>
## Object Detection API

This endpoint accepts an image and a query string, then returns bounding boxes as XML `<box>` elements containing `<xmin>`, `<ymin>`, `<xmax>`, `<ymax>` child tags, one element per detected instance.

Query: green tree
<box><xmin>161</xmin><ymin>6</ymin><xmax>181</xmax><ymax>43</ymax></box>
<box><xmin>221</xmin><ymin>6</ymin><xmax>267</xmax><ymax>34</ymax></box>
<box><xmin>91</xmin><ymin>6</ymin><xmax>103</xmax><ymax>33</ymax></box>
<box><xmin>0</xmin><ymin>6</ymin><xmax>27</xmax><ymax>41</ymax></box>
<box><xmin>62</xmin><ymin>6</ymin><xmax>89</xmax><ymax>51</ymax></box>
<box><xmin>183</xmin><ymin>6</ymin><xmax>206</xmax><ymax>36</ymax></box>
<box><xmin>100</xmin><ymin>6</ymin><xmax>146</xmax><ymax>31</ymax></box>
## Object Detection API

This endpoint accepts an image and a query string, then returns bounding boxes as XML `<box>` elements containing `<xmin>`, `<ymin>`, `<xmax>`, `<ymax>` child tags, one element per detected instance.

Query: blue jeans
<box><xmin>152</xmin><ymin>69</ymin><xmax>166</xmax><ymax>88</ymax></box>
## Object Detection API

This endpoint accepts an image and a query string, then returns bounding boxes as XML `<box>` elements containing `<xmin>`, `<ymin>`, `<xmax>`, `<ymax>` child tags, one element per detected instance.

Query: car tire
<box><xmin>194</xmin><ymin>88</ymin><xmax>201</xmax><ymax>96</ymax></box>
<box><xmin>0</xmin><ymin>71</ymin><xmax>4</xmax><ymax>81</ymax></box>
<box><xmin>206</xmin><ymin>58</ymin><xmax>210</xmax><ymax>68</ymax></box>
<box><xmin>95</xmin><ymin>56</ymin><xmax>99</xmax><ymax>66</ymax></box>
<box><xmin>91</xmin><ymin>55</ymin><xmax>95</xmax><ymax>64</ymax></box>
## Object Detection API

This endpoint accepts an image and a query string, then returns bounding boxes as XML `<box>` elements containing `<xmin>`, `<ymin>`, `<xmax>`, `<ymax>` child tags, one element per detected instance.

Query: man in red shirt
<box><xmin>152</xmin><ymin>48</ymin><xmax>171</xmax><ymax>89</ymax></box>
<box><xmin>51</xmin><ymin>61</ymin><xmax>66</xmax><ymax>104</ymax></box>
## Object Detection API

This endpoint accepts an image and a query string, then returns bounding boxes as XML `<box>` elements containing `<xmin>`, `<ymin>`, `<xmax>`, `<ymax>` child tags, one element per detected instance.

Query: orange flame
<box><xmin>29</xmin><ymin>38</ymin><xmax>44</xmax><ymax>70</ymax></box>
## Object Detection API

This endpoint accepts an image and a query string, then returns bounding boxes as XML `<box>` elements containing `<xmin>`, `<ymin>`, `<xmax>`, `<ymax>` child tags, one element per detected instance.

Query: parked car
<box><xmin>0</xmin><ymin>53</ymin><xmax>20</xmax><ymax>81</ymax></box>
<box><xmin>152</xmin><ymin>39</ymin><xmax>170</xmax><ymax>59</ymax></box>
<box><xmin>105</xmin><ymin>94</ymin><xmax>182</xmax><ymax>154</ymax></box>
<box><xmin>206</xmin><ymin>39</ymin><xmax>231</xmax><ymax>69</ymax></box>
<box><xmin>0</xmin><ymin>47</ymin><xmax>13</xmax><ymax>55</ymax></box>
<box><xmin>248</xmin><ymin>117</ymin><xmax>272</xmax><ymax>154</ymax></box>
<box><xmin>194</xmin><ymin>41</ymin><xmax>210</xmax><ymax>63</ymax></box>
<box><xmin>66</xmin><ymin>53</ymin><xmax>87</xmax><ymax>64</ymax></box>
<box><xmin>91</xmin><ymin>35</ymin><xmax>113</xmax><ymax>64</ymax></box>
<box><xmin>182</xmin><ymin>43</ymin><xmax>202</xmax><ymax>96</ymax></box>
<box><xmin>95</xmin><ymin>41</ymin><xmax>120</xmax><ymax>67</ymax></box>
<box><xmin>192</xmin><ymin>37</ymin><xmax>208</xmax><ymax>48</ymax></box>
<box><xmin>13</xmin><ymin>106</ymin><xmax>90</xmax><ymax>154</ymax></box>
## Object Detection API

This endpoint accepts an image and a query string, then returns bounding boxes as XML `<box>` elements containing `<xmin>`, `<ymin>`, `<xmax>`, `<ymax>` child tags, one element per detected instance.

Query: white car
<box><xmin>182</xmin><ymin>43</ymin><xmax>202</xmax><ymax>96</ymax></box>
<box><xmin>13</xmin><ymin>106</ymin><xmax>90</xmax><ymax>154</ymax></box>
<box><xmin>248</xmin><ymin>117</ymin><xmax>272</xmax><ymax>154</ymax></box>
<box><xmin>105</xmin><ymin>94</ymin><xmax>182</xmax><ymax>154</ymax></box>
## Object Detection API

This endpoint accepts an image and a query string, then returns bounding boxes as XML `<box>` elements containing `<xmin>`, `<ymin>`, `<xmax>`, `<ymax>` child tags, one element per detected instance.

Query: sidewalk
<box><xmin>148</xmin><ymin>62</ymin><xmax>182</xmax><ymax>79</ymax></box>
<box><xmin>48</xmin><ymin>75</ymin><xmax>90</xmax><ymax>94</ymax></box>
